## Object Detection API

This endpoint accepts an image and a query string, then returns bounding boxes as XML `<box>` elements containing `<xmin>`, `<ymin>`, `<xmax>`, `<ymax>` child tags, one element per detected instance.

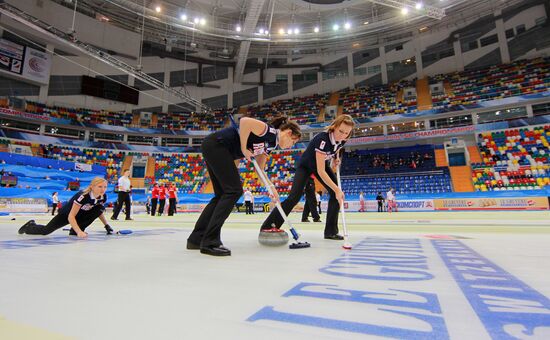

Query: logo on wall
<box><xmin>28</xmin><ymin>57</ymin><xmax>46</xmax><ymax>72</ymax></box>
<box><xmin>10</xmin><ymin>59</ymin><xmax>21</xmax><ymax>73</ymax></box>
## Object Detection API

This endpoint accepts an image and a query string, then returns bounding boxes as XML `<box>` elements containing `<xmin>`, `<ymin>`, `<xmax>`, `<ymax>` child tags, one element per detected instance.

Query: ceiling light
<box><xmin>415</xmin><ymin>2</ymin><xmax>423</xmax><ymax>10</ymax></box>
<box><xmin>194</xmin><ymin>17</ymin><xmax>200</xmax><ymax>24</ymax></box>
<box><xmin>294</xmin><ymin>28</ymin><xmax>299</xmax><ymax>34</ymax></box>
<box><xmin>401</xmin><ymin>7</ymin><xmax>409</xmax><ymax>15</ymax></box>
<box><xmin>180</xmin><ymin>14</ymin><xmax>187</xmax><ymax>21</ymax></box>
<box><xmin>236</xmin><ymin>25</ymin><xmax>241</xmax><ymax>32</ymax></box>
<box><xmin>363</xmin><ymin>21</ymin><xmax>369</xmax><ymax>25</ymax></box>
<box><xmin>287</xmin><ymin>28</ymin><xmax>293</xmax><ymax>34</ymax></box>
<box><xmin>279</xmin><ymin>28</ymin><xmax>285</xmax><ymax>34</ymax></box>
<box><xmin>155</xmin><ymin>6</ymin><xmax>161</xmax><ymax>13</ymax></box>
<box><xmin>332</xmin><ymin>24</ymin><xmax>339</xmax><ymax>31</ymax></box>
<box><xmin>199</xmin><ymin>18</ymin><xmax>206</xmax><ymax>26</ymax></box>
<box><xmin>259</xmin><ymin>28</ymin><xmax>265</xmax><ymax>34</ymax></box>
<box><xmin>314</xmin><ymin>26</ymin><xmax>319</xmax><ymax>33</ymax></box>
<box><xmin>344</xmin><ymin>22</ymin><xmax>351</xmax><ymax>30</ymax></box>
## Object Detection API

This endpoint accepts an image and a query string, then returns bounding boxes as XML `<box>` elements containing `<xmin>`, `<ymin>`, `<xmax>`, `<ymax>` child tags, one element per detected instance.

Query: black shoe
<box><xmin>301</xmin><ymin>219</ymin><xmax>311</xmax><ymax>222</ymax></box>
<box><xmin>313</xmin><ymin>219</ymin><xmax>322</xmax><ymax>223</ymax></box>
<box><xmin>110</xmin><ymin>217</ymin><xmax>118</xmax><ymax>221</ymax></box>
<box><xmin>186</xmin><ymin>240</ymin><xmax>200</xmax><ymax>250</ymax></box>
<box><xmin>125</xmin><ymin>218</ymin><xmax>133</xmax><ymax>221</ymax></box>
<box><xmin>324</xmin><ymin>234</ymin><xmax>344</xmax><ymax>240</ymax></box>
<box><xmin>200</xmin><ymin>245</ymin><xmax>231</xmax><ymax>256</ymax></box>
<box><xmin>18</xmin><ymin>220</ymin><xmax>35</xmax><ymax>234</ymax></box>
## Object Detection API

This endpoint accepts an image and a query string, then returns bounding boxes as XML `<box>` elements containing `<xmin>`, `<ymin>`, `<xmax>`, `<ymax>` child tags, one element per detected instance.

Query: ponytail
<box><xmin>269</xmin><ymin>115</ymin><xmax>302</xmax><ymax>139</ymax></box>
<box><xmin>268</xmin><ymin>115</ymin><xmax>289</xmax><ymax>129</ymax></box>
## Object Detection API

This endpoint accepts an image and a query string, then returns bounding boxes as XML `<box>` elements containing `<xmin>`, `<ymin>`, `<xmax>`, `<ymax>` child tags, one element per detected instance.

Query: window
<box><xmin>45</xmin><ymin>125</ymin><xmax>85</xmax><ymax>139</ymax></box>
<box><xmin>354</xmin><ymin>67</ymin><xmax>367</xmax><ymax>76</ymax></box>
<box><xmin>430</xmin><ymin>115</ymin><xmax>471</xmax><ymax>129</ymax></box>
<box><xmin>505</xmin><ymin>28</ymin><xmax>515</xmax><ymax>39</ymax></box>
<box><xmin>367</xmin><ymin>65</ymin><xmax>381</xmax><ymax>74</ymax></box>
<box><xmin>275</xmin><ymin>74</ymin><xmax>288</xmax><ymax>82</ymax></box>
<box><xmin>480</xmin><ymin>34</ymin><xmax>498</xmax><ymax>47</ymax></box>
<box><xmin>439</xmin><ymin>49</ymin><xmax>454</xmax><ymax>59</ymax></box>
<box><xmin>516</xmin><ymin>24</ymin><xmax>526</xmax><ymax>34</ymax></box>
<box><xmin>476</xmin><ymin>107</ymin><xmax>527</xmax><ymax>124</ymax></box>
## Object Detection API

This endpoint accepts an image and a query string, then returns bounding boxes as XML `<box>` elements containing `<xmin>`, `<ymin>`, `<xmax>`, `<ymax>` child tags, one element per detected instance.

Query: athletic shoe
<box><xmin>313</xmin><ymin>219</ymin><xmax>322</xmax><ymax>223</ymax></box>
<box><xmin>324</xmin><ymin>234</ymin><xmax>344</xmax><ymax>240</ymax></box>
<box><xmin>301</xmin><ymin>219</ymin><xmax>311</xmax><ymax>222</ymax></box>
<box><xmin>18</xmin><ymin>220</ymin><xmax>35</xmax><ymax>234</ymax></box>
<box><xmin>200</xmin><ymin>245</ymin><xmax>231</xmax><ymax>256</ymax></box>
<box><xmin>125</xmin><ymin>218</ymin><xmax>134</xmax><ymax>221</ymax></box>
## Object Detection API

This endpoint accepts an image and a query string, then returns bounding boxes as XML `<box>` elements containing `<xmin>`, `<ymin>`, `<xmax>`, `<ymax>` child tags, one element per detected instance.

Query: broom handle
<box><xmin>252</xmin><ymin>158</ymin><xmax>299</xmax><ymax>240</ymax></box>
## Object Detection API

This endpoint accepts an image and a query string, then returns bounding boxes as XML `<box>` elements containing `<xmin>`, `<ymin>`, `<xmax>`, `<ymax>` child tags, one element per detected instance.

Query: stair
<box><xmin>449</xmin><ymin>166</ymin><xmax>475</xmax><ymax>192</ymax></box>
<box><xmin>435</xmin><ymin>148</ymin><xmax>448</xmax><ymax>167</ymax></box>
<box><xmin>396</xmin><ymin>89</ymin><xmax>404</xmax><ymax>103</ymax></box>
<box><xmin>416</xmin><ymin>77</ymin><xmax>432</xmax><ymax>111</ymax></box>
<box><xmin>467</xmin><ymin>146</ymin><xmax>482</xmax><ymax>163</ymax></box>
<box><xmin>443</xmin><ymin>80</ymin><xmax>453</xmax><ymax>96</ymax></box>
<box><xmin>328</xmin><ymin>92</ymin><xmax>340</xmax><ymax>106</ymax></box>
<box><xmin>318</xmin><ymin>108</ymin><xmax>325</xmax><ymax>122</ymax></box>
<box><xmin>145</xmin><ymin>156</ymin><xmax>156</xmax><ymax>178</ymax></box>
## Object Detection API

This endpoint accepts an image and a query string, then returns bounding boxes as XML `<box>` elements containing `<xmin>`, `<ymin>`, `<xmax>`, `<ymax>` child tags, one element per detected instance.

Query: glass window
<box><xmin>476</xmin><ymin>107</ymin><xmax>527</xmax><ymax>124</ymax></box>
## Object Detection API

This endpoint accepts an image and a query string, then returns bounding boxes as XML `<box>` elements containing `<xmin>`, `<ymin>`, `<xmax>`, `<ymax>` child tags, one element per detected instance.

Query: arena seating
<box><xmin>339</xmin><ymin>81</ymin><xmax>417</xmax><ymax>122</ymax></box>
<box><xmin>25</xmin><ymin>101</ymin><xmax>133</xmax><ymax>126</ymax></box>
<box><xmin>42</xmin><ymin>145</ymin><xmax>124</xmax><ymax>182</ymax></box>
<box><xmin>341</xmin><ymin>171</ymin><xmax>452</xmax><ymax>196</ymax></box>
<box><xmin>238</xmin><ymin>150</ymin><xmax>301</xmax><ymax>195</ymax></box>
<box><xmin>340</xmin><ymin>145</ymin><xmax>452</xmax><ymax>195</ymax></box>
<box><xmin>246</xmin><ymin>94</ymin><xmax>328</xmax><ymax>124</ymax></box>
<box><xmin>156</xmin><ymin>109</ymin><xmax>228</xmax><ymax>131</ymax></box>
<box><xmin>472</xmin><ymin>126</ymin><xmax>550</xmax><ymax>191</ymax></box>
<box><xmin>432</xmin><ymin>57</ymin><xmax>550</xmax><ymax>110</ymax></box>
<box><xmin>152</xmin><ymin>153</ymin><xmax>208</xmax><ymax>193</ymax></box>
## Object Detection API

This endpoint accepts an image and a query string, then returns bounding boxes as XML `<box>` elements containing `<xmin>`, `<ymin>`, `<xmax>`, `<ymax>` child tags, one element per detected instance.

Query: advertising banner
<box><xmin>320</xmin><ymin>199</ymin><xmax>435</xmax><ymax>212</ymax></box>
<box><xmin>0</xmin><ymin>197</ymin><xmax>48</xmax><ymax>213</ymax></box>
<box><xmin>22</xmin><ymin>46</ymin><xmax>52</xmax><ymax>84</ymax></box>
<box><xmin>347</xmin><ymin>125</ymin><xmax>475</xmax><ymax>145</ymax></box>
<box><xmin>434</xmin><ymin>197</ymin><xmax>549</xmax><ymax>210</ymax></box>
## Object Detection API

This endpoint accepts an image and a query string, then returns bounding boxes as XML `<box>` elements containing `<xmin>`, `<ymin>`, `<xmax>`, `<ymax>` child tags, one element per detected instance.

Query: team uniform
<box><xmin>260</xmin><ymin>131</ymin><xmax>345</xmax><ymax>238</ymax></box>
<box><xmin>151</xmin><ymin>186</ymin><xmax>159</xmax><ymax>216</ymax></box>
<box><xmin>168</xmin><ymin>185</ymin><xmax>177</xmax><ymax>216</ymax></box>
<box><xmin>188</xmin><ymin>123</ymin><xmax>278</xmax><ymax>249</ymax></box>
<box><xmin>243</xmin><ymin>190</ymin><xmax>254</xmax><ymax>214</ymax></box>
<box><xmin>301</xmin><ymin>175</ymin><xmax>321</xmax><ymax>222</ymax></box>
<box><xmin>111</xmin><ymin>175</ymin><xmax>132</xmax><ymax>220</ymax></box>
<box><xmin>20</xmin><ymin>191</ymin><xmax>107</xmax><ymax>235</ymax></box>
<box><xmin>158</xmin><ymin>185</ymin><xmax>167</xmax><ymax>216</ymax></box>
<box><xmin>51</xmin><ymin>193</ymin><xmax>60</xmax><ymax>215</ymax></box>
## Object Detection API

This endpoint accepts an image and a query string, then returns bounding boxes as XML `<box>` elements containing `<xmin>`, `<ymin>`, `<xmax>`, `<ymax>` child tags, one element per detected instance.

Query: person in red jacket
<box><xmin>150</xmin><ymin>183</ymin><xmax>159</xmax><ymax>216</ymax></box>
<box><xmin>158</xmin><ymin>183</ymin><xmax>167</xmax><ymax>216</ymax></box>
<box><xmin>168</xmin><ymin>183</ymin><xmax>178</xmax><ymax>216</ymax></box>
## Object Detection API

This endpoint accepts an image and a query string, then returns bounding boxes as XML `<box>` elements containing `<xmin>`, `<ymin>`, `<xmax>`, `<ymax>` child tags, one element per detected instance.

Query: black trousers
<box><xmin>168</xmin><ymin>198</ymin><xmax>176</xmax><ymax>216</ymax></box>
<box><xmin>301</xmin><ymin>178</ymin><xmax>320</xmax><ymax>221</ymax></box>
<box><xmin>378</xmin><ymin>201</ymin><xmax>384</xmax><ymax>212</ymax></box>
<box><xmin>158</xmin><ymin>199</ymin><xmax>166</xmax><ymax>216</ymax></box>
<box><xmin>111</xmin><ymin>191</ymin><xmax>131</xmax><ymax>219</ymax></box>
<box><xmin>188</xmin><ymin>136</ymin><xmax>243</xmax><ymax>248</ymax></box>
<box><xmin>261</xmin><ymin>165</ymin><xmax>340</xmax><ymax>236</ymax></box>
<box><xmin>151</xmin><ymin>198</ymin><xmax>158</xmax><ymax>216</ymax></box>
<box><xmin>51</xmin><ymin>203</ymin><xmax>58</xmax><ymax>216</ymax></box>
<box><xmin>318</xmin><ymin>201</ymin><xmax>322</xmax><ymax>214</ymax></box>
<box><xmin>245</xmin><ymin>201</ymin><xmax>253</xmax><ymax>214</ymax></box>
<box><xmin>23</xmin><ymin>208</ymin><xmax>103</xmax><ymax>235</ymax></box>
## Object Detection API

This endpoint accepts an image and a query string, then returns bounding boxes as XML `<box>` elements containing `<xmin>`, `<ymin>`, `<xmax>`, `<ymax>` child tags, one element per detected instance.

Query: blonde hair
<box><xmin>326</xmin><ymin>114</ymin><xmax>355</xmax><ymax>138</ymax></box>
<box><xmin>82</xmin><ymin>177</ymin><xmax>108</xmax><ymax>195</ymax></box>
